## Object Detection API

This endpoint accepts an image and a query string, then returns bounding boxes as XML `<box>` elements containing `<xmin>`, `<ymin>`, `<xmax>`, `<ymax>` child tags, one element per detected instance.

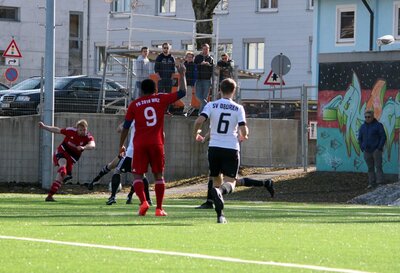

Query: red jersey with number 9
<box><xmin>125</xmin><ymin>92</ymin><xmax>179</xmax><ymax>146</ymax></box>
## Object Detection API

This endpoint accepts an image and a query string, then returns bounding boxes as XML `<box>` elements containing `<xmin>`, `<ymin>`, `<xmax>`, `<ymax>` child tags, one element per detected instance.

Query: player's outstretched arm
<box><xmin>38</xmin><ymin>121</ymin><xmax>61</xmax><ymax>134</ymax></box>
<box><xmin>78</xmin><ymin>140</ymin><xmax>95</xmax><ymax>152</ymax></box>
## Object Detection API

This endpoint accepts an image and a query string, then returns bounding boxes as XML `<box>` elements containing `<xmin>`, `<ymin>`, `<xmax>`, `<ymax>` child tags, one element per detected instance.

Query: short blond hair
<box><xmin>76</xmin><ymin>119</ymin><xmax>88</xmax><ymax>129</ymax></box>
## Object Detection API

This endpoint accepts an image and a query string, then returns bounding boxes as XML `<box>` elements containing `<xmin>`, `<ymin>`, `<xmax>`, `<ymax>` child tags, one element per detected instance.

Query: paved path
<box><xmin>164</xmin><ymin>167</ymin><xmax>316</xmax><ymax>196</ymax></box>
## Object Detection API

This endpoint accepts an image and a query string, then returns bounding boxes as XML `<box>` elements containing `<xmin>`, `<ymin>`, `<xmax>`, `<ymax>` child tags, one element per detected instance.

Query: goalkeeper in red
<box><xmin>39</xmin><ymin>119</ymin><xmax>95</xmax><ymax>202</ymax></box>
<box><xmin>119</xmin><ymin>62</ymin><xmax>187</xmax><ymax>216</ymax></box>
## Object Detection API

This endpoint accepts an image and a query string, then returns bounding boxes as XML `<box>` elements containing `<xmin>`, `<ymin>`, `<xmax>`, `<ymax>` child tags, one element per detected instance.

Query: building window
<box><xmin>258</xmin><ymin>0</ymin><xmax>278</xmax><ymax>12</ymax></box>
<box><xmin>111</xmin><ymin>0</ymin><xmax>131</xmax><ymax>12</ymax></box>
<box><xmin>0</xmin><ymin>6</ymin><xmax>19</xmax><ymax>21</ymax></box>
<box><xmin>151</xmin><ymin>40</ymin><xmax>173</xmax><ymax>49</ymax></box>
<box><xmin>216</xmin><ymin>43</ymin><xmax>233</xmax><ymax>58</ymax></box>
<box><xmin>214</xmin><ymin>0</ymin><xmax>229</xmax><ymax>14</ymax></box>
<box><xmin>69</xmin><ymin>13</ymin><xmax>83</xmax><ymax>75</ymax></box>
<box><xmin>336</xmin><ymin>5</ymin><xmax>356</xmax><ymax>44</ymax></box>
<box><xmin>96</xmin><ymin>46</ymin><xmax>113</xmax><ymax>73</ymax></box>
<box><xmin>181</xmin><ymin>40</ymin><xmax>194</xmax><ymax>51</ymax></box>
<box><xmin>159</xmin><ymin>0</ymin><xmax>176</xmax><ymax>15</ymax></box>
<box><xmin>244</xmin><ymin>41</ymin><xmax>264</xmax><ymax>72</ymax></box>
<box><xmin>307</xmin><ymin>0</ymin><xmax>314</xmax><ymax>10</ymax></box>
<box><xmin>395</xmin><ymin>2</ymin><xmax>400</xmax><ymax>39</ymax></box>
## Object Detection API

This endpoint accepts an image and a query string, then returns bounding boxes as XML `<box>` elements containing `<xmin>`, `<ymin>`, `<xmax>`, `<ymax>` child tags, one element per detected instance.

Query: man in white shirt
<box><xmin>134</xmin><ymin>47</ymin><xmax>150</xmax><ymax>100</ymax></box>
<box><xmin>193</xmin><ymin>78</ymin><xmax>274</xmax><ymax>223</ymax></box>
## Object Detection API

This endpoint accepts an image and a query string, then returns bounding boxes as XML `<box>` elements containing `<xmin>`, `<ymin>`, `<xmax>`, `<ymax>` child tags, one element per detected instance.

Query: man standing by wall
<box><xmin>358</xmin><ymin>109</ymin><xmax>387</xmax><ymax>189</ymax></box>
<box><xmin>194</xmin><ymin>43</ymin><xmax>214</xmax><ymax>113</ymax></box>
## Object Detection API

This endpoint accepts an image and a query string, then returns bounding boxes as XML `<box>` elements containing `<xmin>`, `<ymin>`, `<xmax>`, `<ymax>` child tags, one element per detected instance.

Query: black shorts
<box><xmin>208</xmin><ymin>147</ymin><xmax>240</xmax><ymax>179</ymax></box>
<box><xmin>116</xmin><ymin>156</ymin><xmax>132</xmax><ymax>173</ymax></box>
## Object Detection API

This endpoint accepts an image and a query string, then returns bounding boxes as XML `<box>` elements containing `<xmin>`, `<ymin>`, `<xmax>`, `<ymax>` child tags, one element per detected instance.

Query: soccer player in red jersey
<box><xmin>119</xmin><ymin>62</ymin><xmax>187</xmax><ymax>216</ymax></box>
<box><xmin>39</xmin><ymin>119</ymin><xmax>95</xmax><ymax>202</ymax></box>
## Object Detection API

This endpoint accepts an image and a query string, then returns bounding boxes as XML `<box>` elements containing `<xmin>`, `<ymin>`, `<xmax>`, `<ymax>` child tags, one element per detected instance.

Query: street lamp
<box><xmin>376</xmin><ymin>35</ymin><xmax>394</xmax><ymax>51</ymax></box>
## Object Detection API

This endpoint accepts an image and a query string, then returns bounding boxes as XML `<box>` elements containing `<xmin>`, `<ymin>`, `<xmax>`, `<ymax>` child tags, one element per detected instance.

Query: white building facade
<box><xmin>1</xmin><ymin>0</ymin><xmax>314</xmax><ymax>99</ymax></box>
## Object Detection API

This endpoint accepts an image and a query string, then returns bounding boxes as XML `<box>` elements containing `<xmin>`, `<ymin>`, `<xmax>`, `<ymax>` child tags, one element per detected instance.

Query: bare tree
<box><xmin>191</xmin><ymin>0</ymin><xmax>221</xmax><ymax>50</ymax></box>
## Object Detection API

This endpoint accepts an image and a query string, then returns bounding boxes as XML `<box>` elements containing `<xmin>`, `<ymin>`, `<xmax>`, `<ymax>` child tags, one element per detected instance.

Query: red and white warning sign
<box><xmin>264</xmin><ymin>70</ymin><xmax>285</xmax><ymax>86</ymax></box>
<box><xmin>3</xmin><ymin>39</ymin><xmax>22</xmax><ymax>58</ymax></box>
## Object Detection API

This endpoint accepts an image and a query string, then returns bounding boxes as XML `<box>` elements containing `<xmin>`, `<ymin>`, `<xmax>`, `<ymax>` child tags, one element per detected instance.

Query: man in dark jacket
<box><xmin>194</xmin><ymin>43</ymin><xmax>214</xmax><ymax>113</ymax></box>
<box><xmin>216</xmin><ymin>52</ymin><xmax>234</xmax><ymax>83</ymax></box>
<box><xmin>154</xmin><ymin>42</ymin><xmax>175</xmax><ymax>94</ymax></box>
<box><xmin>357</xmin><ymin>110</ymin><xmax>386</xmax><ymax>189</ymax></box>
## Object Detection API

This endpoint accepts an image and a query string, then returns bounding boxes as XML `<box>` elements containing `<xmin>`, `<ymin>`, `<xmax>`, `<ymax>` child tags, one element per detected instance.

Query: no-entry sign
<box><xmin>5</xmin><ymin>67</ymin><xmax>19</xmax><ymax>82</ymax></box>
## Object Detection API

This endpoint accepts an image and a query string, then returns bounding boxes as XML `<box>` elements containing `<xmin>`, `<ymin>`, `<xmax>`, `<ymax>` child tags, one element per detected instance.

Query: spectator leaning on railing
<box><xmin>183</xmin><ymin>51</ymin><xmax>196</xmax><ymax>116</ymax></box>
<box><xmin>216</xmin><ymin>52</ymin><xmax>234</xmax><ymax>83</ymax></box>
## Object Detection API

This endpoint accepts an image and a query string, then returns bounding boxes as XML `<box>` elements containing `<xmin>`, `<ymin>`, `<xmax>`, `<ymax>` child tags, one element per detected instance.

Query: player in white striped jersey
<box><xmin>193</xmin><ymin>78</ymin><xmax>274</xmax><ymax>223</ymax></box>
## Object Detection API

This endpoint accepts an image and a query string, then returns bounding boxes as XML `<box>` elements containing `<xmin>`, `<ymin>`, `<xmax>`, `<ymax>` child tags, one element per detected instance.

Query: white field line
<box><xmin>0</xmin><ymin>235</ymin><xmax>373</xmax><ymax>273</ymax></box>
<box><xmin>165</xmin><ymin>204</ymin><xmax>400</xmax><ymax>216</ymax></box>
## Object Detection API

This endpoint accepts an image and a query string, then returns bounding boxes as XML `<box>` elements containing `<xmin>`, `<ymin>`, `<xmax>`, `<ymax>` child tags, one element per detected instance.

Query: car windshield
<box><xmin>0</xmin><ymin>84</ymin><xmax>9</xmax><ymax>90</ymax></box>
<box><xmin>54</xmin><ymin>78</ymin><xmax>74</xmax><ymax>90</ymax></box>
<box><xmin>11</xmin><ymin>78</ymin><xmax>41</xmax><ymax>90</ymax></box>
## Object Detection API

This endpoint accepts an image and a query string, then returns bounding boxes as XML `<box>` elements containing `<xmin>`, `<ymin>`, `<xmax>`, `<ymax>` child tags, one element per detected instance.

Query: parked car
<box><xmin>1</xmin><ymin>76</ymin><xmax>127</xmax><ymax>116</ymax></box>
<box><xmin>0</xmin><ymin>82</ymin><xmax>9</xmax><ymax>91</ymax></box>
<box><xmin>0</xmin><ymin>77</ymin><xmax>44</xmax><ymax>98</ymax></box>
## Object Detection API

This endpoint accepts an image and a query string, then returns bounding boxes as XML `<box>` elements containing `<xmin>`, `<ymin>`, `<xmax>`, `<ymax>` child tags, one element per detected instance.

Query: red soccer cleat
<box><xmin>138</xmin><ymin>201</ymin><xmax>150</xmax><ymax>216</ymax></box>
<box><xmin>155</xmin><ymin>208</ymin><xmax>168</xmax><ymax>216</ymax></box>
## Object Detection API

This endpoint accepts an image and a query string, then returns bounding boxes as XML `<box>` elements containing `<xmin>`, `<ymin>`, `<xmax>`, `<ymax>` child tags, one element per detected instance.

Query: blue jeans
<box><xmin>195</xmin><ymin>79</ymin><xmax>211</xmax><ymax>113</ymax></box>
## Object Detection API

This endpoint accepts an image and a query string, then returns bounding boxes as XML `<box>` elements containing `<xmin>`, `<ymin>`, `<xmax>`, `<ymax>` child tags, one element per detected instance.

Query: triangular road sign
<box><xmin>264</xmin><ymin>70</ymin><xmax>285</xmax><ymax>86</ymax></box>
<box><xmin>3</xmin><ymin>39</ymin><xmax>22</xmax><ymax>58</ymax></box>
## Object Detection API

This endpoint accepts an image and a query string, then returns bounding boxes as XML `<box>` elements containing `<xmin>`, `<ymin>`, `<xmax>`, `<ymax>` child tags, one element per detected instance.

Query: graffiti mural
<box><xmin>317</xmin><ymin>62</ymin><xmax>400</xmax><ymax>174</ymax></box>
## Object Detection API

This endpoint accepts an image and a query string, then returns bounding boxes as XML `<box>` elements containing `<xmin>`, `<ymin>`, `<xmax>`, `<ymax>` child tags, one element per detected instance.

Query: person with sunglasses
<box><xmin>358</xmin><ymin>110</ymin><xmax>386</xmax><ymax>189</ymax></box>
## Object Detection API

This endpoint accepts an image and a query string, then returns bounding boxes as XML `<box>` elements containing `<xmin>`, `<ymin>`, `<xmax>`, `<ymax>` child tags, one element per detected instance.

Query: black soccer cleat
<box><xmin>211</xmin><ymin>188</ymin><xmax>224</xmax><ymax>212</ymax></box>
<box><xmin>195</xmin><ymin>201</ymin><xmax>214</xmax><ymax>209</ymax></box>
<box><xmin>63</xmin><ymin>175</ymin><xmax>73</xmax><ymax>184</ymax></box>
<box><xmin>106</xmin><ymin>196</ymin><xmax>116</xmax><ymax>205</ymax></box>
<box><xmin>126</xmin><ymin>196</ymin><xmax>133</xmax><ymax>204</ymax></box>
<box><xmin>86</xmin><ymin>181</ymin><xmax>99</xmax><ymax>191</ymax></box>
<box><xmin>147</xmin><ymin>199</ymin><xmax>153</xmax><ymax>206</ymax></box>
<box><xmin>265</xmin><ymin>179</ymin><xmax>275</xmax><ymax>198</ymax></box>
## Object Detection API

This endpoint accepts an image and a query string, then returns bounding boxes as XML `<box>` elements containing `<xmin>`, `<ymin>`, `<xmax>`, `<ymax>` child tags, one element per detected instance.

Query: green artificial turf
<box><xmin>0</xmin><ymin>194</ymin><xmax>399</xmax><ymax>273</ymax></box>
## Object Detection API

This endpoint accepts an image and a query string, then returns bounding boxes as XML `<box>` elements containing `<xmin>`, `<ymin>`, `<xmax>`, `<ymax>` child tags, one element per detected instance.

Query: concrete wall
<box><xmin>0</xmin><ymin>114</ymin><xmax>312</xmax><ymax>185</ymax></box>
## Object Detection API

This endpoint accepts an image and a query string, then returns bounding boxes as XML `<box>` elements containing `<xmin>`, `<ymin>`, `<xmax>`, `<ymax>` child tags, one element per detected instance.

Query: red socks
<box><xmin>155</xmin><ymin>180</ymin><xmax>165</xmax><ymax>209</ymax></box>
<box><xmin>133</xmin><ymin>180</ymin><xmax>146</xmax><ymax>204</ymax></box>
<box><xmin>48</xmin><ymin>180</ymin><xmax>62</xmax><ymax>196</ymax></box>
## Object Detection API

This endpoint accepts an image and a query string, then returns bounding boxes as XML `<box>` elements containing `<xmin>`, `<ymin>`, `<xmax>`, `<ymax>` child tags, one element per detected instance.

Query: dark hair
<box><xmin>141</xmin><ymin>79</ymin><xmax>156</xmax><ymax>95</ymax></box>
<box><xmin>220</xmin><ymin>78</ymin><xmax>236</xmax><ymax>95</ymax></box>
<box><xmin>141</xmin><ymin>46</ymin><xmax>148</xmax><ymax>52</ymax></box>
